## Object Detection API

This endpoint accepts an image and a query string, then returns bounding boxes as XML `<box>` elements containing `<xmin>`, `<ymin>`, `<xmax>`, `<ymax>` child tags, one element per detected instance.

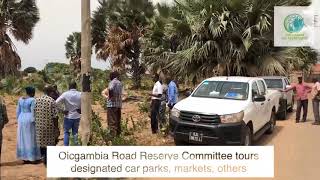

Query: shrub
<box><xmin>24</xmin><ymin>67</ymin><xmax>37</xmax><ymax>74</ymax></box>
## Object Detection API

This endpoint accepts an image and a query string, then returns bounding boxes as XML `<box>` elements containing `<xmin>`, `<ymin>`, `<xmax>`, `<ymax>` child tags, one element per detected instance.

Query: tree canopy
<box><xmin>143</xmin><ymin>0</ymin><xmax>316</xmax><ymax>84</ymax></box>
<box><xmin>0</xmin><ymin>0</ymin><xmax>39</xmax><ymax>78</ymax></box>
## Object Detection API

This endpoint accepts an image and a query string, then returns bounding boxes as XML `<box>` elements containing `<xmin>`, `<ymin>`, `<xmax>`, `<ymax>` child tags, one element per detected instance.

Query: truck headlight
<box><xmin>171</xmin><ymin>108</ymin><xmax>180</xmax><ymax>118</ymax></box>
<box><xmin>220</xmin><ymin>111</ymin><xmax>244</xmax><ymax>124</ymax></box>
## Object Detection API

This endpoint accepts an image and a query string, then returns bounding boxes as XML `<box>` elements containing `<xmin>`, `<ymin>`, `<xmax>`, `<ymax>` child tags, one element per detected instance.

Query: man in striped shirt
<box><xmin>102</xmin><ymin>71</ymin><xmax>123</xmax><ymax>137</ymax></box>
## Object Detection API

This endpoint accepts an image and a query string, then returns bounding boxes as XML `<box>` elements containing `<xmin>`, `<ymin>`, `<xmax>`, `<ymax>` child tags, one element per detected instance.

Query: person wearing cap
<box><xmin>34</xmin><ymin>85</ymin><xmax>58</xmax><ymax>166</ymax></box>
<box><xmin>16</xmin><ymin>86</ymin><xmax>41</xmax><ymax>164</ymax></box>
<box><xmin>282</xmin><ymin>77</ymin><xmax>312</xmax><ymax>123</ymax></box>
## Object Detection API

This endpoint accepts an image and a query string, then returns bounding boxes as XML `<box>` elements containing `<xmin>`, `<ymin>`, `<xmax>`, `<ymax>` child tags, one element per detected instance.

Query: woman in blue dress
<box><xmin>16</xmin><ymin>87</ymin><xmax>41</xmax><ymax>163</ymax></box>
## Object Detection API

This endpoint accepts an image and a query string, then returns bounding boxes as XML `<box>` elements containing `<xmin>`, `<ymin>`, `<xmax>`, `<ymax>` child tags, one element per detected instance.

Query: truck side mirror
<box><xmin>253</xmin><ymin>95</ymin><xmax>266</xmax><ymax>102</ymax></box>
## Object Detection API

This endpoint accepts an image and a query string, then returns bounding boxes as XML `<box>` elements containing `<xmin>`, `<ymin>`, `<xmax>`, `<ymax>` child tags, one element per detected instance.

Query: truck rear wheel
<box><xmin>242</xmin><ymin>125</ymin><xmax>252</xmax><ymax>146</ymax></box>
<box><xmin>278</xmin><ymin>102</ymin><xmax>287</xmax><ymax>120</ymax></box>
<box><xmin>288</xmin><ymin>97</ymin><xmax>294</xmax><ymax>112</ymax></box>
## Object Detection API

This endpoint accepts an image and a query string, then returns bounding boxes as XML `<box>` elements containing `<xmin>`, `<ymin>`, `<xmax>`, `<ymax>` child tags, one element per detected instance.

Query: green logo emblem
<box><xmin>284</xmin><ymin>14</ymin><xmax>304</xmax><ymax>33</ymax></box>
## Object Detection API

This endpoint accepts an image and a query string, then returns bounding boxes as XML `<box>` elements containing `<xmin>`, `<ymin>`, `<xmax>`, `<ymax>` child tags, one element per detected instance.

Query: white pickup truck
<box><xmin>169</xmin><ymin>76</ymin><xmax>281</xmax><ymax>146</ymax></box>
<box><xmin>261</xmin><ymin>76</ymin><xmax>294</xmax><ymax>120</ymax></box>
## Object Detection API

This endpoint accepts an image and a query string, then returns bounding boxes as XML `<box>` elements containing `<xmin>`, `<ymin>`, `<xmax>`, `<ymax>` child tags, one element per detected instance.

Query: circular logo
<box><xmin>284</xmin><ymin>14</ymin><xmax>304</xmax><ymax>33</ymax></box>
<box><xmin>192</xmin><ymin>115</ymin><xmax>201</xmax><ymax>122</ymax></box>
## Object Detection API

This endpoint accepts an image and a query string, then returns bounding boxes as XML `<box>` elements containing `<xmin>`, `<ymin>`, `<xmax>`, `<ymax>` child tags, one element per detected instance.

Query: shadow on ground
<box><xmin>254</xmin><ymin>126</ymin><xmax>283</xmax><ymax>145</ymax></box>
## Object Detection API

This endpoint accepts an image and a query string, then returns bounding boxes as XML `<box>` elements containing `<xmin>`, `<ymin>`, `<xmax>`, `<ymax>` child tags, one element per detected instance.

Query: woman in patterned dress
<box><xmin>34</xmin><ymin>85</ymin><xmax>58</xmax><ymax>166</ymax></box>
<box><xmin>16</xmin><ymin>87</ymin><xmax>41</xmax><ymax>163</ymax></box>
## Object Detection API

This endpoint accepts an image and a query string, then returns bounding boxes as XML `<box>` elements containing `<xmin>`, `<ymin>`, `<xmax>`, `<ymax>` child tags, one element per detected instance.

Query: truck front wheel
<box><xmin>266</xmin><ymin>111</ymin><xmax>276</xmax><ymax>134</ymax></box>
<box><xmin>242</xmin><ymin>125</ymin><xmax>252</xmax><ymax>146</ymax></box>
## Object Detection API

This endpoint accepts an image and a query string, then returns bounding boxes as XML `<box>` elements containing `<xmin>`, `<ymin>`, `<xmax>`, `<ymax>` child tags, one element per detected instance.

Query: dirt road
<box><xmin>1</xmin><ymin>95</ymin><xmax>320</xmax><ymax>180</ymax></box>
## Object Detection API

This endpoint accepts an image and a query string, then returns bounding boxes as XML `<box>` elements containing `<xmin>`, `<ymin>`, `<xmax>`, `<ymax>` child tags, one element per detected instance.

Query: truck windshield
<box><xmin>264</xmin><ymin>79</ymin><xmax>283</xmax><ymax>89</ymax></box>
<box><xmin>192</xmin><ymin>81</ymin><xmax>249</xmax><ymax>100</ymax></box>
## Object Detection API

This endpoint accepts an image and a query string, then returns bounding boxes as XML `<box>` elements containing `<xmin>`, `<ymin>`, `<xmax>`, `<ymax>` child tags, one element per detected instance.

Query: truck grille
<box><xmin>180</xmin><ymin>111</ymin><xmax>220</xmax><ymax>124</ymax></box>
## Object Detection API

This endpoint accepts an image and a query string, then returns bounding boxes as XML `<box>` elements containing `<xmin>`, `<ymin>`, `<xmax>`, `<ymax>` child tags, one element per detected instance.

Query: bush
<box><xmin>24</xmin><ymin>67</ymin><xmax>37</xmax><ymax>74</ymax></box>
<box><xmin>138</xmin><ymin>99</ymin><xmax>150</xmax><ymax>114</ymax></box>
<box><xmin>87</xmin><ymin>111</ymin><xmax>137</xmax><ymax>146</ymax></box>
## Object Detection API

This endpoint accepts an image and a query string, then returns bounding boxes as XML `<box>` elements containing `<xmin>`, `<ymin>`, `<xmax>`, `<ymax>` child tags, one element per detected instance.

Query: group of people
<box><xmin>101</xmin><ymin>72</ymin><xmax>179</xmax><ymax>136</ymax></box>
<box><xmin>0</xmin><ymin>82</ymin><xmax>82</xmax><ymax>166</ymax></box>
<box><xmin>0</xmin><ymin>72</ymin><xmax>179</xmax><ymax>167</ymax></box>
<box><xmin>149</xmin><ymin>74</ymin><xmax>179</xmax><ymax>134</ymax></box>
<box><xmin>282</xmin><ymin>76</ymin><xmax>320</xmax><ymax>125</ymax></box>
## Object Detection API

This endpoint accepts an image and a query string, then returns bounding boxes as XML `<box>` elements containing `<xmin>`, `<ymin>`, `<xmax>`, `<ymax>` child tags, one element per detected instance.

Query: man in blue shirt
<box><xmin>168</xmin><ymin>79</ymin><xmax>179</xmax><ymax>109</ymax></box>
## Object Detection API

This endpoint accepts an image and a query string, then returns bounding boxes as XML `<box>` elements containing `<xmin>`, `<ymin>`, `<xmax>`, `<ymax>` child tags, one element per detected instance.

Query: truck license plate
<box><xmin>189</xmin><ymin>132</ymin><xmax>203</xmax><ymax>142</ymax></box>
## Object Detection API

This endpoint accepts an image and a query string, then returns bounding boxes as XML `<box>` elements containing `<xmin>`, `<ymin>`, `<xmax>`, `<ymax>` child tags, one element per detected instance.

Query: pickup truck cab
<box><xmin>169</xmin><ymin>76</ymin><xmax>281</xmax><ymax>146</ymax></box>
<box><xmin>261</xmin><ymin>76</ymin><xmax>294</xmax><ymax>120</ymax></box>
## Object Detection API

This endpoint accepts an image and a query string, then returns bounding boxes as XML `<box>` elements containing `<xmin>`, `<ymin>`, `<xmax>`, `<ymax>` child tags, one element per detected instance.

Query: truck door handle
<box><xmin>261</xmin><ymin>103</ymin><xmax>264</xmax><ymax>105</ymax></box>
<box><xmin>268</xmin><ymin>99</ymin><xmax>271</xmax><ymax>101</ymax></box>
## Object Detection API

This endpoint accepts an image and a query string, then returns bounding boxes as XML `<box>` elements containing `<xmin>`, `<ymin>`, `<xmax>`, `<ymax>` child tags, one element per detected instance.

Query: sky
<box><xmin>14</xmin><ymin>0</ymin><xmax>172</xmax><ymax>70</ymax></box>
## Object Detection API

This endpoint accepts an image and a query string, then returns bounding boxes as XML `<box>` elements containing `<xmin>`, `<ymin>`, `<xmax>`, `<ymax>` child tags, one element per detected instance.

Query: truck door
<box><xmin>257</xmin><ymin>80</ymin><xmax>270</xmax><ymax>124</ymax></box>
<box><xmin>284</xmin><ymin>78</ymin><xmax>293</xmax><ymax>106</ymax></box>
<box><xmin>251</xmin><ymin>81</ymin><xmax>267</xmax><ymax>132</ymax></box>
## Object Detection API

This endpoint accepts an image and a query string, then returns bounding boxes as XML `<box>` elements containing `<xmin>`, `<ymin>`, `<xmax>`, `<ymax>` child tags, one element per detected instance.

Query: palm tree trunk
<box><xmin>132</xmin><ymin>41</ymin><xmax>142</xmax><ymax>89</ymax></box>
<box><xmin>80</xmin><ymin>0</ymin><xmax>92</xmax><ymax>146</ymax></box>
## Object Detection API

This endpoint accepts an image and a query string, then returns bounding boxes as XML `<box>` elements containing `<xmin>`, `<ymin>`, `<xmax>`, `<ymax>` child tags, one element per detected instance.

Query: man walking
<box><xmin>283</xmin><ymin>77</ymin><xmax>312</xmax><ymax>123</ymax></box>
<box><xmin>167</xmin><ymin>78</ymin><xmax>179</xmax><ymax>110</ymax></box>
<box><xmin>311</xmin><ymin>78</ymin><xmax>320</xmax><ymax>125</ymax></box>
<box><xmin>102</xmin><ymin>71</ymin><xmax>123</xmax><ymax>137</ymax></box>
<box><xmin>149</xmin><ymin>74</ymin><xmax>163</xmax><ymax>134</ymax></box>
<box><xmin>34</xmin><ymin>85</ymin><xmax>58</xmax><ymax>166</ymax></box>
<box><xmin>0</xmin><ymin>96</ymin><xmax>9</xmax><ymax>165</ymax></box>
<box><xmin>56</xmin><ymin>81</ymin><xmax>81</xmax><ymax>146</ymax></box>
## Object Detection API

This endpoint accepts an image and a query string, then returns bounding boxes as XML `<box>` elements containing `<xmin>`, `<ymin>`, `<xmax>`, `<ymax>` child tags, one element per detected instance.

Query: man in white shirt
<box><xmin>56</xmin><ymin>81</ymin><xmax>81</xmax><ymax>145</ymax></box>
<box><xmin>149</xmin><ymin>74</ymin><xmax>163</xmax><ymax>134</ymax></box>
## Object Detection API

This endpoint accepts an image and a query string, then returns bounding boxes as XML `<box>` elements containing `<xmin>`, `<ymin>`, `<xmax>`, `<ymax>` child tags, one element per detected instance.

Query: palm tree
<box><xmin>144</xmin><ymin>0</ymin><xmax>314</xmax><ymax>84</ymax></box>
<box><xmin>92</xmin><ymin>0</ymin><xmax>154</xmax><ymax>89</ymax></box>
<box><xmin>143</xmin><ymin>3</ymin><xmax>191</xmax><ymax>77</ymax></box>
<box><xmin>65</xmin><ymin>32</ymin><xmax>81</xmax><ymax>76</ymax></box>
<box><xmin>0</xmin><ymin>0</ymin><xmax>39</xmax><ymax>78</ymax></box>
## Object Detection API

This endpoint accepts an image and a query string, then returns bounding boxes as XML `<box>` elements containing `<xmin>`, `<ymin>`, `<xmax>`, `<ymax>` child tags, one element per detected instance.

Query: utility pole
<box><xmin>80</xmin><ymin>0</ymin><xmax>92</xmax><ymax>146</ymax></box>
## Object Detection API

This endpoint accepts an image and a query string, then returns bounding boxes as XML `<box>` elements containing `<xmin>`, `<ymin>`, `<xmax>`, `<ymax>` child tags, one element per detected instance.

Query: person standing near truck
<box><xmin>149</xmin><ymin>74</ymin><xmax>163</xmax><ymax>134</ymax></box>
<box><xmin>311</xmin><ymin>78</ymin><xmax>320</xmax><ymax>125</ymax></box>
<box><xmin>167</xmin><ymin>79</ymin><xmax>179</xmax><ymax>110</ymax></box>
<box><xmin>282</xmin><ymin>77</ymin><xmax>312</xmax><ymax>123</ymax></box>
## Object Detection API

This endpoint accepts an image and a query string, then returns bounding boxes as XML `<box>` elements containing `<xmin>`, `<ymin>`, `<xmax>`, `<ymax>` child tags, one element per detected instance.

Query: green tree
<box><xmin>143</xmin><ymin>2</ymin><xmax>191</xmax><ymax>77</ymax></box>
<box><xmin>23</xmin><ymin>67</ymin><xmax>37</xmax><ymax>74</ymax></box>
<box><xmin>144</xmin><ymin>0</ymin><xmax>314</xmax><ymax>84</ymax></box>
<box><xmin>0</xmin><ymin>0</ymin><xmax>39</xmax><ymax>78</ymax></box>
<box><xmin>65</xmin><ymin>32</ymin><xmax>81</xmax><ymax>76</ymax></box>
<box><xmin>92</xmin><ymin>0</ymin><xmax>154</xmax><ymax>89</ymax></box>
